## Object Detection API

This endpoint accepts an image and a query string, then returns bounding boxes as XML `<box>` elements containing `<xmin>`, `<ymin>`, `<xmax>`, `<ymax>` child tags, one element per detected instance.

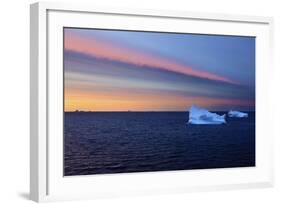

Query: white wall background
<box><xmin>0</xmin><ymin>0</ymin><xmax>280</xmax><ymax>204</ymax></box>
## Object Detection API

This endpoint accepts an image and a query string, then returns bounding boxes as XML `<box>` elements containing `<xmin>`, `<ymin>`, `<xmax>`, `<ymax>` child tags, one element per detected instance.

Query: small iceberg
<box><xmin>187</xmin><ymin>105</ymin><xmax>226</xmax><ymax>125</ymax></box>
<box><xmin>228</xmin><ymin>110</ymin><xmax>248</xmax><ymax>118</ymax></box>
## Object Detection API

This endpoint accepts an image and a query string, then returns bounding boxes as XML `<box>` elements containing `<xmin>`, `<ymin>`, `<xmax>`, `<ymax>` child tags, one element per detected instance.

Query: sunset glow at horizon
<box><xmin>64</xmin><ymin>28</ymin><xmax>255</xmax><ymax>112</ymax></box>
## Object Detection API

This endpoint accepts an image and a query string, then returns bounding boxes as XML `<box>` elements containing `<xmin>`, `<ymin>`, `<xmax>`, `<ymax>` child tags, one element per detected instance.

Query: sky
<box><xmin>64</xmin><ymin>28</ymin><xmax>255</xmax><ymax>112</ymax></box>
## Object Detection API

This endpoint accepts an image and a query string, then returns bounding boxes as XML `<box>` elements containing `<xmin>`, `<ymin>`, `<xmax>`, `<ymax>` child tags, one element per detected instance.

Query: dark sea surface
<box><xmin>64</xmin><ymin>112</ymin><xmax>255</xmax><ymax>176</ymax></box>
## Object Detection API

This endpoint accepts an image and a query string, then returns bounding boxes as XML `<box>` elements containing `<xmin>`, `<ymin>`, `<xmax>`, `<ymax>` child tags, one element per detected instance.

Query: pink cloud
<box><xmin>64</xmin><ymin>32</ymin><xmax>237</xmax><ymax>84</ymax></box>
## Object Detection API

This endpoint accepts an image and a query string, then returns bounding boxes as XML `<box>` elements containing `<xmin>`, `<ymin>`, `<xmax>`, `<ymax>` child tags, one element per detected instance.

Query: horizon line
<box><xmin>65</xmin><ymin>110</ymin><xmax>256</xmax><ymax>113</ymax></box>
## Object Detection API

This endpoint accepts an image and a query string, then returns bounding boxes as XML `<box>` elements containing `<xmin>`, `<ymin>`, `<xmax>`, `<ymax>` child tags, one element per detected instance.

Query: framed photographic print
<box><xmin>30</xmin><ymin>2</ymin><xmax>274</xmax><ymax>202</ymax></box>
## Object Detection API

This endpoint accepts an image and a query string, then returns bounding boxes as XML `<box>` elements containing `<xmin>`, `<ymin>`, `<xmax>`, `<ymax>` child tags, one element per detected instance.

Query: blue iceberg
<box><xmin>228</xmin><ymin>110</ymin><xmax>248</xmax><ymax>118</ymax></box>
<box><xmin>187</xmin><ymin>105</ymin><xmax>226</xmax><ymax>125</ymax></box>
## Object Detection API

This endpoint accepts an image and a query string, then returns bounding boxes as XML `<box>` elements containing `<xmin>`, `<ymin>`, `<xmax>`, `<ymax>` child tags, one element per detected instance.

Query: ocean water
<box><xmin>64</xmin><ymin>112</ymin><xmax>255</xmax><ymax>176</ymax></box>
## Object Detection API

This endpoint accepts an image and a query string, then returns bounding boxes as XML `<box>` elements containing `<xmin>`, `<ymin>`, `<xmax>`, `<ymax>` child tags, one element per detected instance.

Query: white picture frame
<box><xmin>30</xmin><ymin>2</ymin><xmax>274</xmax><ymax>202</ymax></box>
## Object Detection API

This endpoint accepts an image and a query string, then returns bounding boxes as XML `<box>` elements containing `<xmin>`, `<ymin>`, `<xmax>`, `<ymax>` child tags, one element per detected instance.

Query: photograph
<box><xmin>63</xmin><ymin>27</ymin><xmax>255</xmax><ymax>176</ymax></box>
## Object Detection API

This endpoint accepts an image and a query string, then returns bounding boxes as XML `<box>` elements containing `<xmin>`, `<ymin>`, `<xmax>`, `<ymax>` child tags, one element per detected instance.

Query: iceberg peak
<box><xmin>188</xmin><ymin>105</ymin><xmax>226</xmax><ymax>125</ymax></box>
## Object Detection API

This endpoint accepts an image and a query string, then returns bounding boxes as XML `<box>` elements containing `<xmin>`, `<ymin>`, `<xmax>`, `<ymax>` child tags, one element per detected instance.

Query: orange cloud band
<box><xmin>64</xmin><ymin>32</ymin><xmax>237</xmax><ymax>85</ymax></box>
<box><xmin>64</xmin><ymin>88</ymin><xmax>253</xmax><ymax>112</ymax></box>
